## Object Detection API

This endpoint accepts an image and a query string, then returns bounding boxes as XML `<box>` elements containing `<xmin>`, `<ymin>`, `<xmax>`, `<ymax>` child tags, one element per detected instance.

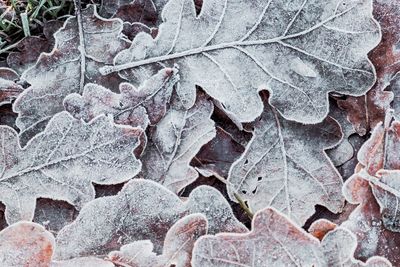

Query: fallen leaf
<box><xmin>192</xmin><ymin>207</ymin><xmax>391</xmax><ymax>267</ymax></box>
<box><xmin>64</xmin><ymin>67</ymin><xmax>178</xmax><ymax>129</ymax></box>
<box><xmin>321</xmin><ymin>226</ymin><xmax>391</xmax><ymax>267</ymax></box>
<box><xmin>54</xmin><ymin>179</ymin><xmax>246</xmax><ymax>260</ymax></box>
<box><xmin>140</xmin><ymin>92</ymin><xmax>216</xmax><ymax>193</ymax></box>
<box><xmin>0</xmin><ymin>67</ymin><xmax>23</xmax><ymax>107</ymax></box>
<box><xmin>0</xmin><ymin>221</ymin><xmax>54</xmax><ymax>267</ymax></box>
<box><xmin>6</xmin><ymin>36</ymin><xmax>54</xmax><ymax>75</ymax></box>
<box><xmin>107</xmin><ymin>240</ymin><xmax>167</xmax><ymax>267</ymax></box>
<box><xmin>327</xmin><ymin>102</ymin><xmax>356</xmax><ymax>167</ymax></box>
<box><xmin>308</xmin><ymin>218</ymin><xmax>337</xmax><ymax>240</ymax></box>
<box><xmin>13</xmin><ymin>5</ymin><xmax>129</xmax><ymax>144</ymax></box>
<box><xmin>192</xmin><ymin>207</ymin><xmax>323</xmax><ymax>266</ymax></box>
<box><xmin>342</xmin><ymin>174</ymin><xmax>400</xmax><ymax>266</ymax></box>
<box><xmin>0</xmin><ymin>111</ymin><xmax>142</xmax><ymax>224</ymax></box>
<box><xmin>193</xmin><ymin>126</ymin><xmax>246</xmax><ymax>178</ymax></box>
<box><xmin>338</xmin><ymin>0</ymin><xmax>400</xmax><ymax>135</ymax></box>
<box><xmin>104</xmin><ymin>0</ymin><xmax>380</xmax><ymax>124</ymax></box>
<box><xmin>227</xmin><ymin>97</ymin><xmax>344</xmax><ymax>225</ymax></box>
<box><xmin>108</xmin><ymin>213</ymin><xmax>207</xmax><ymax>267</ymax></box>
<box><xmin>369</xmin><ymin>170</ymin><xmax>400</xmax><ymax>233</ymax></box>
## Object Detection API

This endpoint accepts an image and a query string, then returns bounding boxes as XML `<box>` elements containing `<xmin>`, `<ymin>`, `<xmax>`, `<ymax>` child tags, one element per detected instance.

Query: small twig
<box><xmin>73</xmin><ymin>0</ymin><xmax>86</xmax><ymax>94</ymax></box>
<box><xmin>234</xmin><ymin>192</ymin><xmax>254</xmax><ymax>220</ymax></box>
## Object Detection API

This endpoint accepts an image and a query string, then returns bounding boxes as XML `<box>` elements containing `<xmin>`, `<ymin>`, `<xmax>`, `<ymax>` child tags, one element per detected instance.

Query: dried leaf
<box><xmin>54</xmin><ymin>179</ymin><xmax>246</xmax><ymax>260</ymax></box>
<box><xmin>108</xmin><ymin>213</ymin><xmax>207</xmax><ymax>267</ymax></box>
<box><xmin>338</xmin><ymin>0</ymin><xmax>400</xmax><ymax>135</ymax></box>
<box><xmin>320</xmin><ymin>227</ymin><xmax>391</xmax><ymax>267</ymax></box>
<box><xmin>0</xmin><ymin>221</ymin><xmax>54</xmax><ymax>267</ymax></box>
<box><xmin>192</xmin><ymin>207</ymin><xmax>323</xmax><ymax>266</ymax></box>
<box><xmin>308</xmin><ymin>218</ymin><xmax>337</xmax><ymax>240</ymax></box>
<box><xmin>64</xmin><ymin>67</ymin><xmax>178</xmax><ymax>129</ymax></box>
<box><xmin>108</xmin><ymin>240</ymin><xmax>167</xmax><ymax>267</ymax></box>
<box><xmin>6</xmin><ymin>36</ymin><xmax>54</xmax><ymax>75</ymax></box>
<box><xmin>0</xmin><ymin>68</ymin><xmax>23</xmax><ymax>107</ymax></box>
<box><xmin>0</xmin><ymin>111</ymin><xmax>142</xmax><ymax>224</ymax></box>
<box><xmin>391</xmin><ymin>73</ymin><xmax>400</xmax><ymax>120</ymax></box>
<box><xmin>327</xmin><ymin>102</ymin><xmax>356</xmax><ymax>167</ymax></box>
<box><xmin>13</xmin><ymin>5</ymin><xmax>129</xmax><ymax>143</ymax></box>
<box><xmin>357</xmin><ymin>118</ymin><xmax>400</xmax><ymax>175</ymax></box>
<box><xmin>103</xmin><ymin>0</ymin><xmax>380</xmax><ymax>124</ymax></box>
<box><xmin>227</xmin><ymin>99</ymin><xmax>344</xmax><ymax>225</ymax></box>
<box><xmin>192</xmin><ymin>207</ymin><xmax>391</xmax><ymax>267</ymax></box>
<box><xmin>193</xmin><ymin>126</ymin><xmax>245</xmax><ymax>178</ymax></box>
<box><xmin>162</xmin><ymin>213</ymin><xmax>207</xmax><ymax>267</ymax></box>
<box><xmin>33</xmin><ymin>199</ymin><xmax>77</xmax><ymax>235</ymax></box>
<box><xmin>342</xmin><ymin>174</ymin><xmax>400</xmax><ymax>266</ymax></box>
<box><xmin>338</xmin><ymin>90</ymin><xmax>393</xmax><ymax>136</ymax></box>
<box><xmin>368</xmin><ymin>170</ymin><xmax>400</xmax><ymax>233</ymax></box>
<box><xmin>140</xmin><ymin>93</ymin><xmax>216</xmax><ymax>193</ymax></box>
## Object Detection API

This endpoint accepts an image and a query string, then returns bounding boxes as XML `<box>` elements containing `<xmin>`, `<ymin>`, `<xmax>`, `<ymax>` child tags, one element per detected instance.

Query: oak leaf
<box><xmin>103</xmin><ymin>0</ymin><xmax>380</xmax><ymax>124</ymax></box>
<box><xmin>0</xmin><ymin>111</ymin><xmax>142</xmax><ymax>224</ymax></box>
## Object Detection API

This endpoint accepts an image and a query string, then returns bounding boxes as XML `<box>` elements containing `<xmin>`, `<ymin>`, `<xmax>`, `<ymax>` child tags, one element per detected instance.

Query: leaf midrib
<box><xmin>101</xmin><ymin>4</ymin><xmax>360</xmax><ymax>74</ymax></box>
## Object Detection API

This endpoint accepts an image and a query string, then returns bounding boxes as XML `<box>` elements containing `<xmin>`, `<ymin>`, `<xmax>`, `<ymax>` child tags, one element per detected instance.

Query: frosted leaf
<box><xmin>192</xmin><ymin>207</ymin><xmax>391</xmax><ymax>267</ymax></box>
<box><xmin>51</xmin><ymin>257</ymin><xmax>114</xmax><ymax>267</ymax></box>
<box><xmin>321</xmin><ymin>227</ymin><xmax>392</xmax><ymax>267</ymax></box>
<box><xmin>308</xmin><ymin>218</ymin><xmax>337</xmax><ymax>240</ymax></box>
<box><xmin>390</xmin><ymin>73</ymin><xmax>400</xmax><ymax>120</ymax></box>
<box><xmin>193</xmin><ymin>126</ymin><xmax>246</xmax><ymax>178</ymax></box>
<box><xmin>102</xmin><ymin>0</ymin><xmax>381</xmax><ymax>124</ymax></box>
<box><xmin>6</xmin><ymin>36</ymin><xmax>54</xmax><ymax>75</ymax></box>
<box><xmin>356</xmin><ymin>118</ymin><xmax>400</xmax><ymax>175</ymax></box>
<box><xmin>101</xmin><ymin>0</ymin><xmax>157</xmax><ymax>25</ymax></box>
<box><xmin>338</xmin><ymin>0</ymin><xmax>400</xmax><ymax>135</ymax></box>
<box><xmin>108</xmin><ymin>240</ymin><xmax>167</xmax><ymax>267</ymax></box>
<box><xmin>33</xmin><ymin>199</ymin><xmax>77</xmax><ymax>235</ymax></box>
<box><xmin>13</xmin><ymin>5</ymin><xmax>129</xmax><ymax>142</ymax></box>
<box><xmin>54</xmin><ymin>179</ymin><xmax>246</xmax><ymax>260</ymax></box>
<box><xmin>227</xmin><ymin>99</ymin><xmax>344</xmax><ymax>225</ymax></box>
<box><xmin>186</xmin><ymin>186</ymin><xmax>247</xmax><ymax>234</ymax></box>
<box><xmin>140</xmin><ymin>92</ymin><xmax>216</xmax><ymax>193</ymax></box>
<box><xmin>327</xmin><ymin>102</ymin><xmax>356</xmax><ymax>167</ymax></box>
<box><xmin>163</xmin><ymin>213</ymin><xmax>207</xmax><ymax>267</ymax></box>
<box><xmin>342</xmin><ymin>174</ymin><xmax>400</xmax><ymax>266</ymax></box>
<box><xmin>192</xmin><ymin>207</ymin><xmax>324</xmax><ymax>267</ymax></box>
<box><xmin>108</xmin><ymin>214</ymin><xmax>207</xmax><ymax>267</ymax></box>
<box><xmin>64</xmin><ymin>67</ymin><xmax>179</xmax><ymax>129</ymax></box>
<box><xmin>0</xmin><ymin>68</ymin><xmax>23</xmax><ymax>107</ymax></box>
<box><xmin>0</xmin><ymin>111</ymin><xmax>142</xmax><ymax>224</ymax></box>
<box><xmin>0</xmin><ymin>221</ymin><xmax>55</xmax><ymax>267</ymax></box>
<box><xmin>368</xmin><ymin>170</ymin><xmax>400</xmax><ymax>232</ymax></box>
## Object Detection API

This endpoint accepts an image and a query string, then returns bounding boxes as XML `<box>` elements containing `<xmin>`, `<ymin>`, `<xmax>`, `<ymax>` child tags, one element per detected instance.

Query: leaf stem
<box><xmin>234</xmin><ymin>192</ymin><xmax>253</xmax><ymax>220</ymax></box>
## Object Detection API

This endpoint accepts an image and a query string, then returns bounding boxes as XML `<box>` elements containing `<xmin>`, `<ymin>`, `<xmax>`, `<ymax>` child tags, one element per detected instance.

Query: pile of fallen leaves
<box><xmin>0</xmin><ymin>0</ymin><xmax>400</xmax><ymax>266</ymax></box>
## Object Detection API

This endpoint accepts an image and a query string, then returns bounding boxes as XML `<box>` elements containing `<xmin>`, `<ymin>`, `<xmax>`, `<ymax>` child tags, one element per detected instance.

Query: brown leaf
<box><xmin>192</xmin><ymin>207</ymin><xmax>323</xmax><ymax>266</ymax></box>
<box><xmin>6</xmin><ymin>37</ymin><xmax>54</xmax><ymax>75</ymax></box>
<box><xmin>0</xmin><ymin>221</ymin><xmax>55</xmax><ymax>267</ymax></box>
<box><xmin>108</xmin><ymin>213</ymin><xmax>207</xmax><ymax>267</ymax></box>
<box><xmin>192</xmin><ymin>207</ymin><xmax>391</xmax><ymax>266</ymax></box>
<box><xmin>338</xmin><ymin>0</ymin><xmax>400</xmax><ymax>136</ymax></box>
<box><xmin>0</xmin><ymin>67</ymin><xmax>23</xmax><ymax>106</ymax></box>
<box><xmin>342</xmin><ymin>174</ymin><xmax>400</xmax><ymax>266</ymax></box>
<box><xmin>54</xmin><ymin>179</ymin><xmax>246</xmax><ymax>260</ymax></box>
